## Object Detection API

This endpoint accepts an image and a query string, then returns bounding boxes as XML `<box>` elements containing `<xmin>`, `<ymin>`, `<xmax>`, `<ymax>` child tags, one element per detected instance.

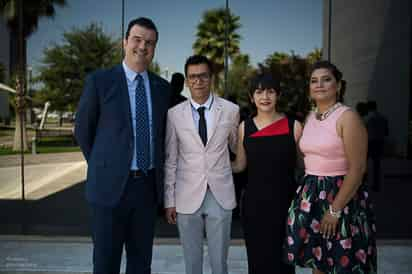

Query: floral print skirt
<box><xmin>283</xmin><ymin>175</ymin><xmax>377</xmax><ymax>274</ymax></box>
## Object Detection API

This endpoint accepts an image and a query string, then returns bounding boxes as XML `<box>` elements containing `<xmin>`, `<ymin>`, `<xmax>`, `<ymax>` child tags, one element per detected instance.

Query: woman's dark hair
<box><xmin>248</xmin><ymin>73</ymin><xmax>281</xmax><ymax>98</ymax></box>
<box><xmin>248</xmin><ymin>72</ymin><xmax>284</xmax><ymax>116</ymax></box>
<box><xmin>309</xmin><ymin>60</ymin><xmax>346</xmax><ymax>102</ymax></box>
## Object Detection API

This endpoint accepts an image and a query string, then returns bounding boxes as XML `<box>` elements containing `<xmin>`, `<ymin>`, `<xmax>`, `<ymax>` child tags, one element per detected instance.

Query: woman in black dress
<box><xmin>232</xmin><ymin>73</ymin><xmax>302</xmax><ymax>274</ymax></box>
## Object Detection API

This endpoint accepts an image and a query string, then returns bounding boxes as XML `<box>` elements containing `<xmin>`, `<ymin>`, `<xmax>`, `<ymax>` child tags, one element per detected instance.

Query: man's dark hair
<box><xmin>184</xmin><ymin>55</ymin><xmax>213</xmax><ymax>76</ymax></box>
<box><xmin>170</xmin><ymin>72</ymin><xmax>185</xmax><ymax>94</ymax></box>
<box><xmin>367</xmin><ymin>100</ymin><xmax>377</xmax><ymax>111</ymax></box>
<box><xmin>125</xmin><ymin>17</ymin><xmax>158</xmax><ymax>41</ymax></box>
<box><xmin>356</xmin><ymin>102</ymin><xmax>369</xmax><ymax>117</ymax></box>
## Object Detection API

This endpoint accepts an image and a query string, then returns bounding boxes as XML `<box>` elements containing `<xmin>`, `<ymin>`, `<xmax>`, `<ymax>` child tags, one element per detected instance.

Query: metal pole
<box><xmin>224</xmin><ymin>0</ymin><xmax>229</xmax><ymax>98</ymax></box>
<box><xmin>17</xmin><ymin>0</ymin><xmax>26</xmax><ymax>234</ymax></box>
<box><xmin>27</xmin><ymin>66</ymin><xmax>32</xmax><ymax>124</ymax></box>
<box><xmin>121</xmin><ymin>0</ymin><xmax>125</xmax><ymax>58</ymax></box>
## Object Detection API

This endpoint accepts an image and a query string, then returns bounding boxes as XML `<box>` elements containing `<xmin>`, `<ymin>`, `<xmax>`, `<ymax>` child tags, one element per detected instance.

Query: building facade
<box><xmin>323</xmin><ymin>0</ymin><xmax>411</xmax><ymax>157</ymax></box>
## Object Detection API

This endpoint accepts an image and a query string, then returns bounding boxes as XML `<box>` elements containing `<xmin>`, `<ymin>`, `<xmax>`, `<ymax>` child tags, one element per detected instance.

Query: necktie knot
<box><xmin>135</xmin><ymin>74</ymin><xmax>143</xmax><ymax>82</ymax></box>
<box><xmin>197</xmin><ymin>106</ymin><xmax>206</xmax><ymax>115</ymax></box>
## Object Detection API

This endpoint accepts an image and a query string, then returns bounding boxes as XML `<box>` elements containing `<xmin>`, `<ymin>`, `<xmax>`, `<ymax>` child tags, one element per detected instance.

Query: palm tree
<box><xmin>0</xmin><ymin>0</ymin><xmax>66</xmax><ymax>151</ymax></box>
<box><xmin>1</xmin><ymin>0</ymin><xmax>66</xmax><ymax>74</ymax></box>
<box><xmin>264</xmin><ymin>52</ymin><xmax>290</xmax><ymax>66</ymax></box>
<box><xmin>193</xmin><ymin>8</ymin><xmax>241</xmax><ymax>94</ymax></box>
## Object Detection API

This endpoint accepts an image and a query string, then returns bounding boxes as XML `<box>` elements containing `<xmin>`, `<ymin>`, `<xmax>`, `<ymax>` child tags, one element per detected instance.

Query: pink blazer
<box><xmin>164</xmin><ymin>96</ymin><xmax>239</xmax><ymax>214</ymax></box>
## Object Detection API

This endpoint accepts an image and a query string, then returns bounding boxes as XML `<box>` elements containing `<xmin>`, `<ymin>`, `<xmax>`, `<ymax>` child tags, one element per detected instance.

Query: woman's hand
<box><xmin>320</xmin><ymin>211</ymin><xmax>339</xmax><ymax>239</ymax></box>
<box><xmin>231</xmin><ymin>121</ymin><xmax>247</xmax><ymax>173</ymax></box>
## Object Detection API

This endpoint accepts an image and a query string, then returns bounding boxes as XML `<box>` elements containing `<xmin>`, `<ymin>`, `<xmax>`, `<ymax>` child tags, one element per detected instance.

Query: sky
<box><xmin>27</xmin><ymin>0</ymin><xmax>323</xmax><ymax>79</ymax></box>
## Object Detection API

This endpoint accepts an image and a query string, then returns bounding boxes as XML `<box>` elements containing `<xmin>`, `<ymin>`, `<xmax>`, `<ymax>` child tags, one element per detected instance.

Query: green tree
<box><xmin>148</xmin><ymin>61</ymin><xmax>161</xmax><ymax>75</ymax></box>
<box><xmin>265</xmin><ymin>52</ymin><xmax>290</xmax><ymax>65</ymax></box>
<box><xmin>262</xmin><ymin>51</ymin><xmax>314</xmax><ymax>120</ymax></box>
<box><xmin>0</xmin><ymin>0</ymin><xmax>66</xmax><ymax>151</ymax></box>
<box><xmin>306</xmin><ymin>47</ymin><xmax>322</xmax><ymax>64</ymax></box>
<box><xmin>35</xmin><ymin>23</ymin><xmax>121</xmax><ymax>118</ymax></box>
<box><xmin>227</xmin><ymin>54</ymin><xmax>254</xmax><ymax>107</ymax></box>
<box><xmin>193</xmin><ymin>8</ymin><xmax>241</xmax><ymax>94</ymax></box>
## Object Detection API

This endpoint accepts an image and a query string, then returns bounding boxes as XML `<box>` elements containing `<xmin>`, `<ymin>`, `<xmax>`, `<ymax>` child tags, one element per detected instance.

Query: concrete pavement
<box><xmin>0</xmin><ymin>236</ymin><xmax>411</xmax><ymax>274</ymax></box>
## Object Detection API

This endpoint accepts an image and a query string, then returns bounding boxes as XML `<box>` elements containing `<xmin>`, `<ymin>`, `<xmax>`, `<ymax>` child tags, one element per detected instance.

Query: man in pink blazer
<box><xmin>164</xmin><ymin>55</ymin><xmax>239</xmax><ymax>274</ymax></box>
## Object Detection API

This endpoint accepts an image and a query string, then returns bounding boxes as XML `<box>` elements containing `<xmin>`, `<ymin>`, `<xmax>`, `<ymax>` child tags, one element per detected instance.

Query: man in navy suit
<box><xmin>75</xmin><ymin>17</ymin><xmax>171</xmax><ymax>274</ymax></box>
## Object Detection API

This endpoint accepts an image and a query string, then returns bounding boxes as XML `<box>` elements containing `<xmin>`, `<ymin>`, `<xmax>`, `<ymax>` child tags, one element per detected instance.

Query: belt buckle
<box><xmin>131</xmin><ymin>170</ymin><xmax>144</xmax><ymax>178</ymax></box>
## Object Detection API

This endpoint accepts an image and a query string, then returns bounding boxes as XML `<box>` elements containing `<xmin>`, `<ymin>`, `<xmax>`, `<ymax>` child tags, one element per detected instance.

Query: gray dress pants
<box><xmin>177</xmin><ymin>188</ymin><xmax>233</xmax><ymax>274</ymax></box>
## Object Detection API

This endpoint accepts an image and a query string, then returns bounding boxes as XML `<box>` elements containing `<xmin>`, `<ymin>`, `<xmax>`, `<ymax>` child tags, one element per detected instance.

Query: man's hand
<box><xmin>165</xmin><ymin>207</ymin><xmax>177</xmax><ymax>224</ymax></box>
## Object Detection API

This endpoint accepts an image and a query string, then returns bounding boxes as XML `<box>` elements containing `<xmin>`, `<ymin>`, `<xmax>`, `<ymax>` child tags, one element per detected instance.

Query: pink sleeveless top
<box><xmin>299</xmin><ymin>105</ymin><xmax>350</xmax><ymax>176</ymax></box>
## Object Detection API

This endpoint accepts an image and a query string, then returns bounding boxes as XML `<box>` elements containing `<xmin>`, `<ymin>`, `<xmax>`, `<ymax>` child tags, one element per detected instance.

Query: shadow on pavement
<box><xmin>0</xmin><ymin>172</ymin><xmax>411</xmax><ymax>239</ymax></box>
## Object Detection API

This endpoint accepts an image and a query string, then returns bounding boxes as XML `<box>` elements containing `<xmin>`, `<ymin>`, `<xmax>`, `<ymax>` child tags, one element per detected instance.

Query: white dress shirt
<box><xmin>190</xmin><ymin>94</ymin><xmax>214</xmax><ymax>140</ymax></box>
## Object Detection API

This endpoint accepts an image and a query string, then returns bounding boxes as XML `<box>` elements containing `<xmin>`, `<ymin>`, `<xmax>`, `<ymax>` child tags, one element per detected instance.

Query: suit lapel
<box><xmin>115</xmin><ymin>65</ymin><xmax>133</xmax><ymax>138</ymax></box>
<box><xmin>183</xmin><ymin>100</ymin><xmax>205</xmax><ymax>147</ymax></box>
<box><xmin>206</xmin><ymin>96</ymin><xmax>222</xmax><ymax>148</ymax></box>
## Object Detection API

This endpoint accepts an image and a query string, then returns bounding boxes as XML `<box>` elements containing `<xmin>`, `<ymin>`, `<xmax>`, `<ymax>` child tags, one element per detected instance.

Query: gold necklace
<box><xmin>315</xmin><ymin>102</ymin><xmax>342</xmax><ymax>121</ymax></box>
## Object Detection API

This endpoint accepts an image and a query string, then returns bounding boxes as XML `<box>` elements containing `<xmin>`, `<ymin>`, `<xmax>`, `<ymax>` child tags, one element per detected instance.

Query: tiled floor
<box><xmin>0</xmin><ymin>237</ymin><xmax>411</xmax><ymax>273</ymax></box>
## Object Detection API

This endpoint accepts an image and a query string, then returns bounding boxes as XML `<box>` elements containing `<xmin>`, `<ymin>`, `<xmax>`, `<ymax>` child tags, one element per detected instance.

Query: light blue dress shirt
<box><xmin>122</xmin><ymin>61</ymin><xmax>154</xmax><ymax>170</ymax></box>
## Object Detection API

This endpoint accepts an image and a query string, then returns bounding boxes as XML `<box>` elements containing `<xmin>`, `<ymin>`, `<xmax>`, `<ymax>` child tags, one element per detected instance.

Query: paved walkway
<box><xmin>0</xmin><ymin>152</ymin><xmax>85</xmax><ymax>200</ymax></box>
<box><xmin>0</xmin><ymin>161</ymin><xmax>86</xmax><ymax>200</ymax></box>
<box><xmin>0</xmin><ymin>236</ymin><xmax>411</xmax><ymax>274</ymax></box>
<box><xmin>0</xmin><ymin>152</ymin><xmax>84</xmax><ymax>168</ymax></box>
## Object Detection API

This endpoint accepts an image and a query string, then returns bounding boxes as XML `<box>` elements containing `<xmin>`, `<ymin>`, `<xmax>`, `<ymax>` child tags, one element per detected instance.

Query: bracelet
<box><xmin>329</xmin><ymin>205</ymin><xmax>342</xmax><ymax>218</ymax></box>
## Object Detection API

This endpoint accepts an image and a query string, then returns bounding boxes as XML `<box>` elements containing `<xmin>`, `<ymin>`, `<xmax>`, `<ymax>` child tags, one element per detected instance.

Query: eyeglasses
<box><xmin>187</xmin><ymin>73</ymin><xmax>210</xmax><ymax>82</ymax></box>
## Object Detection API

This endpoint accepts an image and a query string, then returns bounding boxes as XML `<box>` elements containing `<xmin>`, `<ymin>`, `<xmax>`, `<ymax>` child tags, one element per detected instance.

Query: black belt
<box><xmin>129</xmin><ymin>169</ymin><xmax>154</xmax><ymax>178</ymax></box>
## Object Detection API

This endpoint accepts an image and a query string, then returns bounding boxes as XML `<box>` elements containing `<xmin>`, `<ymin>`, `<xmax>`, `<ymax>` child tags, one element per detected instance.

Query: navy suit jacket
<box><xmin>75</xmin><ymin>64</ymin><xmax>171</xmax><ymax>207</ymax></box>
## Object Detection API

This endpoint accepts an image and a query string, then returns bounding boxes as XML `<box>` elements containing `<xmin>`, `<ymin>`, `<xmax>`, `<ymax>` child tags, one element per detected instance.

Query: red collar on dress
<box><xmin>251</xmin><ymin>117</ymin><xmax>289</xmax><ymax>137</ymax></box>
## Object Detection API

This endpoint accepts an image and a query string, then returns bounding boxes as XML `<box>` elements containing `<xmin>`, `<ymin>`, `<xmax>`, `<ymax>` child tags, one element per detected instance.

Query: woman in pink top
<box><xmin>284</xmin><ymin>61</ymin><xmax>377</xmax><ymax>274</ymax></box>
